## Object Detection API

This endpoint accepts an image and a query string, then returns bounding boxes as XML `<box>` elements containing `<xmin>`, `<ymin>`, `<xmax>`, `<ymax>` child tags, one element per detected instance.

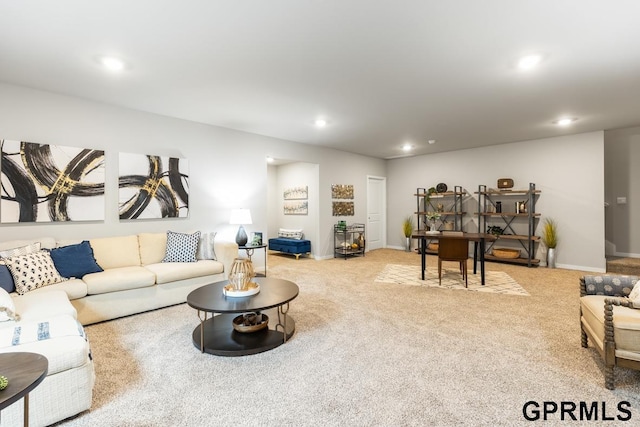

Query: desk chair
<box><xmin>438</xmin><ymin>238</ymin><xmax>469</xmax><ymax>287</ymax></box>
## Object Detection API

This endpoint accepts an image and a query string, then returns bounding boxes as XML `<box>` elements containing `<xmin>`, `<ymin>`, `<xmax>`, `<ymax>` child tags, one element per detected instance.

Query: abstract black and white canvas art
<box><xmin>0</xmin><ymin>140</ymin><xmax>105</xmax><ymax>223</ymax></box>
<box><xmin>118</xmin><ymin>152</ymin><xmax>189</xmax><ymax>219</ymax></box>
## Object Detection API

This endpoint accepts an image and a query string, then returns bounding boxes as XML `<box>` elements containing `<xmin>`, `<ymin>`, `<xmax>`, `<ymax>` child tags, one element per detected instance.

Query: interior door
<box><xmin>367</xmin><ymin>176</ymin><xmax>386</xmax><ymax>251</ymax></box>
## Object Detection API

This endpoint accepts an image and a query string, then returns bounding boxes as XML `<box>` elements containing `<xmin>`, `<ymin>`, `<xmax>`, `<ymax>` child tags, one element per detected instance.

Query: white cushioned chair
<box><xmin>580</xmin><ymin>274</ymin><xmax>640</xmax><ymax>389</ymax></box>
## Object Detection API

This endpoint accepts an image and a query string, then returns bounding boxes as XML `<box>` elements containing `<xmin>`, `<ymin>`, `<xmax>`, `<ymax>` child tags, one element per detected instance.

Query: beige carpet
<box><xmin>375</xmin><ymin>263</ymin><xmax>529</xmax><ymax>296</ymax></box>
<box><xmin>56</xmin><ymin>249</ymin><xmax>640</xmax><ymax>426</ymax></box>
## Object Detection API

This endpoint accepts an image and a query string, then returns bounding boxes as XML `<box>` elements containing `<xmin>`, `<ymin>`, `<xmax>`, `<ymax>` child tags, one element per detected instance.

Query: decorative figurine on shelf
<box><xmin>357</xmin><ymin>232</ymin><xmax>365</xmax><ymax>250</ymax></box>
<box><xmin>436</xmin><ymin>203</ymin><xmax>444</xmax><ymax>213</ymax></box>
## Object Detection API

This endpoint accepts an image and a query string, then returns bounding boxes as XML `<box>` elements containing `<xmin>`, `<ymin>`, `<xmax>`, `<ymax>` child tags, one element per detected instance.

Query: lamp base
<box><xmin>235</xmin><ymin>225</ymin><xmax>248</xmax><ymax>247</ymax></box>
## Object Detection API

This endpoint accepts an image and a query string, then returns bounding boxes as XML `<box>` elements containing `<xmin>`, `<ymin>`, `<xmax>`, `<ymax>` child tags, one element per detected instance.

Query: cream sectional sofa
<box><xmin>3</xmin><ymin>232</ymin><xmax>237</xmax><ymax>325</ymax></box>
<box><xmin>0</xmin><ymin>290</ymin><xmax>94</xmax><ymax>427</ymax></box>
<box><xmin>0</xmin><ymin>232</ymin><xmax>237</xmax><ymax>426</ymax></box>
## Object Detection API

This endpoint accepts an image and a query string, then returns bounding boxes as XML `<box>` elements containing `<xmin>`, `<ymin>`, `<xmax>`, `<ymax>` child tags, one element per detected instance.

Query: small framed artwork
<box><xmin>284</xmin><ymin>186</ymin><xmax>308</xmax><ymax>200</ymax></box>
<box><xmin>284</xmin><ymin>200</ymin><xmax>308</xmax><ymax>215</ymax></box>
<box><xmin>251</xmin><ymin>232</ymin><xmax>263</xmax><ymax>246</ymax></box>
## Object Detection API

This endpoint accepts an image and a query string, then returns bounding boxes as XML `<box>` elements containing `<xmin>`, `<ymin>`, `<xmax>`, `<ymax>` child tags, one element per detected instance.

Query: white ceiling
<box><xmin>2</xmin><ymin>1</ymin><xmax>640</xmax><ymax>159</ymax></box>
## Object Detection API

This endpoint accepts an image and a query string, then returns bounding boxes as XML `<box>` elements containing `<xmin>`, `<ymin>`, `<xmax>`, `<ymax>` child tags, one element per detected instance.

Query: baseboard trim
<box><xmin>613</xmin><ymin>251</ymin><xmax>640</xmax><ymax>258</ymax></box>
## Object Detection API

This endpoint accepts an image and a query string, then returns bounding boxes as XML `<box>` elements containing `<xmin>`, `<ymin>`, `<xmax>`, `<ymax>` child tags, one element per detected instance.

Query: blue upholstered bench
<box><xmin>268</xmin><ymin>238</ymin><xmax>311</xmax><ymax>259</ymax></box>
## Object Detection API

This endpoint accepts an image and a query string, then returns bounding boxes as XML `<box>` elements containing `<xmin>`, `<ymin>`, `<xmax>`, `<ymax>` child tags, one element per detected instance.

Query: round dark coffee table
<box><xmin>187</xmin><ymin>277</ymin><xmax>299</xmax><ymax>356</ymax></box>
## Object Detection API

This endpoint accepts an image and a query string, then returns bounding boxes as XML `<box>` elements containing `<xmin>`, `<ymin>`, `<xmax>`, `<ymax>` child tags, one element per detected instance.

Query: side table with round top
<box><xmin>187</xmin><ymin>277</ymin><xmax>299</xmax><ymax>356</ymax></box>
<box><xmin>0</xmin><ymin>352</ymin><xmax>48</xmax><ymax>427</ymax></box>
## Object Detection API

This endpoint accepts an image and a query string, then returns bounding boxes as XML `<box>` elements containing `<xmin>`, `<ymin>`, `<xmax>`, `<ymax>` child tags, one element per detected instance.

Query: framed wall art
<box><xmin>331</xmin><ymin>184</ymin><xmax>354</xmax><ymax>199</ymax></box>
<box><xmin>284</xmin><ymin>200</ymin><xmax>308</xmax><ymax>215</ymax></box>
<box><xmin>118</xmin><ymin>152</ymin><xmax>189</xmax><ymax>220</ymax></box>
<box><xmin>284</xmin><ymin>186</ymin><xmax>308</xmax><ymax>200</ymax></box>
<box><xmin>1</xmin><ymin>140</ymin><xmax>105</xmax><ymax>223</ymax></box>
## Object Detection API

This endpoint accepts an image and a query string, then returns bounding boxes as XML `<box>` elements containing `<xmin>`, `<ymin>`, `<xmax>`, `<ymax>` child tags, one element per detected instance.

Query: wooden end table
<box><xmin>0</xmin><ymin>352</ymin><xmax>48</xmax><ymax>427</ymax></box>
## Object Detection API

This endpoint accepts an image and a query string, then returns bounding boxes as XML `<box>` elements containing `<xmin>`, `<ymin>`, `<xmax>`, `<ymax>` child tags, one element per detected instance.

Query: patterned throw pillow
<box><xmin>278</xmin><ymin>228</ymin><xmax>304</xmax><ymax>240</ymax></box>
<box><xmin>162</xmin><ymin>231</ymin><xmax>201</xmax><ymax>263</ymax></box>
<box><xmin>3</xmin><ymin>250</ymin><xmax>69</xmax><ymax>295</ymax></box>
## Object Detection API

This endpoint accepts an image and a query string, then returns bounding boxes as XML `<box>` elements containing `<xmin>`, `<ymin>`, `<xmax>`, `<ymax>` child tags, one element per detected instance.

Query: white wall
<box><xmin>604</xmin><ymin>126</ymin><xmax>640</xmax><ymax>257</ymax></box>
<box><xmin>267</xmin><ymin>162</ymin><xmax>320</xmax><ymax>258</ymax></box>
<box><xmin>387</xmin><ymin>132</ymin><xmax>606</xmax><ymax>271</ymax></box>
<box><xmin>0</xmin><ymin>83</ymin><xmax>387</xmax><ymax>261</ymax></box>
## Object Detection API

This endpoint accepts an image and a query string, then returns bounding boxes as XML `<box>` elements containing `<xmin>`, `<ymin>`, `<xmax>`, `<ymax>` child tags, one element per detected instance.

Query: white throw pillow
<box><xmin>0</xmin><ymin>242</ymin><xmax>41</xmax><ymax>259</ymax></box>
<box><xmin>278</xmin><ymin>228</ymin><xmax>304</xmax><ymax>240</ymax></box>
<box><xmin>196</xmin><ymin>231</ymin><xmax>217</xmax><ymax>260</ymax></box>
<box><xmin>629</xmin><ymin>281</ymin><xmax>640</xmax><ymax>308</ymax></box>
<box><xmin>0</xmin><ymin>288</ymin><xmax>19</xmax><ymax>321</ymax></box>
<box><xmin>3</xmin><ymin>250</ymin><xmax>69</xmax><ymax>295</ymax></box>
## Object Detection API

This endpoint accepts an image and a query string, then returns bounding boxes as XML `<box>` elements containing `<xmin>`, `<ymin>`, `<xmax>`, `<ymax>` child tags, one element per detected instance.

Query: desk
<box><xmin>412</xmin><ymin>232</ymin><xmax>497</xmax><ymax>286</ymax></box>
<box><xmin>0</xmin><ymin>352</ymin><xmax>48</xmax><ymax>427</ymax></box>
<box><xmin>239</xmin><ymin>244</ymin><xmax>267</xmax><ymax>277</ymax></box>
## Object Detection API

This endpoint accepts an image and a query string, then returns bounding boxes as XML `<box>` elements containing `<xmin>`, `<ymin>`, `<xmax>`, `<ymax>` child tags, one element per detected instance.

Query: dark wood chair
<box><xmin>438</xmin><ymin>238</ymin><xmax>469</xmax><ymax>287</ymax></box>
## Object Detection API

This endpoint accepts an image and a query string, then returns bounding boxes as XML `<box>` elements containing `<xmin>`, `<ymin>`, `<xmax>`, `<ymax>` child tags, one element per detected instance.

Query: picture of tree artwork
<box><xmin>118</xmin><ymin>152</ymin><xmax>189</xmax><ymax>219</ymax></box>
<box><xmin>0</xmin><ymin>140</ymin><xmax>105</xmax><ymax>223</ymax></box>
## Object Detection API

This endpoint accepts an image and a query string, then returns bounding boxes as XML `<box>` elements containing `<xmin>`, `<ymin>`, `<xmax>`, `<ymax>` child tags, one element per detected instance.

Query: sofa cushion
<box><xmin>10</xmin><ymin>290</ymin><xmax>77</xmax><ymax>322</ymax></box>
<box><xmin>0</xmin><ymin>315</ymin><xmax>90</xmax><ymax>376</ymax></box>
<box><xmin>49</xmin><ymin>241</ymin><xmax>103</xmax><ymax>278</ymax></box>
<box><xmin>144</xmin><ymin>260</ymin><xmax>223</xmax><ymax>284</ymax></box>
<box><xmin>26</xmin><ymin>278</ymin><xmax>88</xmax><ymax>301</ymax></box>
<box><xmin>162</xmin><ymin>231</ymin><xmax>200</xmax><ymax>263</ymax></box>
<box><xmin>82</xmin><ymin>266</ymin><xmax>156</xmax><ymax>295</ymax></box>
<box><xmin>3</xmin><ymin>250</ymin><xmax>69</xmax><ymax>295</ymax></box>
<box><xmin>581</xmin><ymin>295</ymin><xmax>640</xmax><ymax>353</ymax></box>
<box><xmin>90</xmin><ymin>235</ymin><xmax>141</xmax><ymax>269</ymax></box>
<box><xmin>0</xmin><ymin>288</ymin><xmax>18</xmax><ymax>321</ymax></box>
<box><xmin>0</xmin><ymin>265</ymin><xmax>15</xmax><ymax>293</ymax></box>
<box><xmin>139</xmin><ymin>233</ymin><xmax>168</xmax><ymax>265</ymax></box>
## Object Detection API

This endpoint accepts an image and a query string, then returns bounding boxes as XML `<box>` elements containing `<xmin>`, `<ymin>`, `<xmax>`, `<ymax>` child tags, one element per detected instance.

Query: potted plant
<box><xmin>541</xmin><ymin>218</ymin><xmax>558</xmax><ymax>268</ymax></box>
<box><xmin>425</xmin><ymin>211</ymin><xmax>441</xmax><ymax>232</ymax></box>
<box><xmin>402</xmin><ymin>215</ymin><xmax>414</xmax><ymax>252</ymax></box>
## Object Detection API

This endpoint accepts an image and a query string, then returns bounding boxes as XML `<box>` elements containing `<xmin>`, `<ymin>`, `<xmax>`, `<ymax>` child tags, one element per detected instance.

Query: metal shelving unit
<box><xmin>475</xmin><ymin>182</ymin><xmax>541</xmax><ymax>267</ymax></box>
<box><xmin>415</xmin><ymin>186</ymin><xmax>466</xmax><ymax>254</ymax></box>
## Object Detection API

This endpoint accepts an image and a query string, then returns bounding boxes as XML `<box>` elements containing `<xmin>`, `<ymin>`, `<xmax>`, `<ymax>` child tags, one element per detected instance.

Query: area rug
<box><xmin>374</xmin><ymin>264</ymin><xmax>529</xmax><ymax>296</ymax></box>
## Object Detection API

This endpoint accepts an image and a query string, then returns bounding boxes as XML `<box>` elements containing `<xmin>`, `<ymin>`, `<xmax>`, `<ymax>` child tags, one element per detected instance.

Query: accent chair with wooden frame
<box><xmin>437</xmin><ymin>237</ymin><xmax>469</xmax><ymax>287</ymax></box>
<box><xmin>580</xmin><ymin>274</ymin><xmax>640</xmax><ymax>390</ymax></box>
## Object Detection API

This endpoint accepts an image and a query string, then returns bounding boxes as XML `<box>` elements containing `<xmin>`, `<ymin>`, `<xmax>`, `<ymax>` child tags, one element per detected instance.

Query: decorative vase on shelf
<box><xmin>547</xmin><ymin>248</ymin><xmax>557</xmax><ymax>269</ymax></box>
<box><xmin>228</xmin><ymin>258</ymin><xmax>255</xmax><ymax>291</ymax></box>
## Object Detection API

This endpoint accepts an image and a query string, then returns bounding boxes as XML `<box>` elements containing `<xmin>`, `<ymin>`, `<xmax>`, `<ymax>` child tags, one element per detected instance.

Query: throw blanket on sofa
<box><xmin>0</xmin><ymin>315</ymin><xmax>85</xmax><ymax>347</ymax></box>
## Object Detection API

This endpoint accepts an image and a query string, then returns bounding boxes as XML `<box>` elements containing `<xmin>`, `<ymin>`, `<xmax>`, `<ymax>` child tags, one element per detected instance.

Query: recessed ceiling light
<box><xmin>314</xmin><ymin>119</ymin><xmax>327</xmax><ymax>128</ymax></box>
<box><xmin>402</xmin><ymin>143</ymin><xmax>412</xmax><ymax>152</ymax></box>
<box><xmin>518</xmin><ymin>54</ymin><xmax>541</xmax><ymax>70</ymax></box>
<box><xmin>554</xmin><ymin>117</ymin><xmax>577</xmax><ymax>126</ymax></box>
<box><xmin>100</xmin><ymin>56</ymin><xmax>126</xmax><ymax>71</ymax></box>
<box><xmin>266</xmin><ymin>156</ymin><xmax>274</xmax><ymax>163</ymax></box>
<box><xmin>428</xmin><ymin>139</ymin><xmax>436</xmax><ymax>145</ymax></box>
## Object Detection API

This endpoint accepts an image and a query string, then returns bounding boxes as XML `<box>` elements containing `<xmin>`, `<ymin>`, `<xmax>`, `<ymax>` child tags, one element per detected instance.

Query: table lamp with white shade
<box><xmin>230</xmin><ymin>208</ymin><xmax>252</xmax><ymax>246</ymax></box>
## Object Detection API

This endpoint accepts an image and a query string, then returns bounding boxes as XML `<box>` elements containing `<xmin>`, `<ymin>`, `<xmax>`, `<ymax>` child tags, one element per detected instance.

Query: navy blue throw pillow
<box><xmin>49</xmin><ymin>241</ymin><xmax>103</xmax><ymax>278</ymax></box>
<box><xmin>0</xmin><ymin>264</ymin><xmax>15</xmax><ymax>293</ymax></box>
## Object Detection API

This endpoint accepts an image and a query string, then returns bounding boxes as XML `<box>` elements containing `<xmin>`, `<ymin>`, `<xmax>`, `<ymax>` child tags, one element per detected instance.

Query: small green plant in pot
<box><xmin>402</xmin><ymin>215</ymin><xmax>414</xmax><ymax>252</ymax></box>
<box><xmin>541</xmin><ymin>218</ymin><xmax>558</xmax><ymax>268</ymax></box>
